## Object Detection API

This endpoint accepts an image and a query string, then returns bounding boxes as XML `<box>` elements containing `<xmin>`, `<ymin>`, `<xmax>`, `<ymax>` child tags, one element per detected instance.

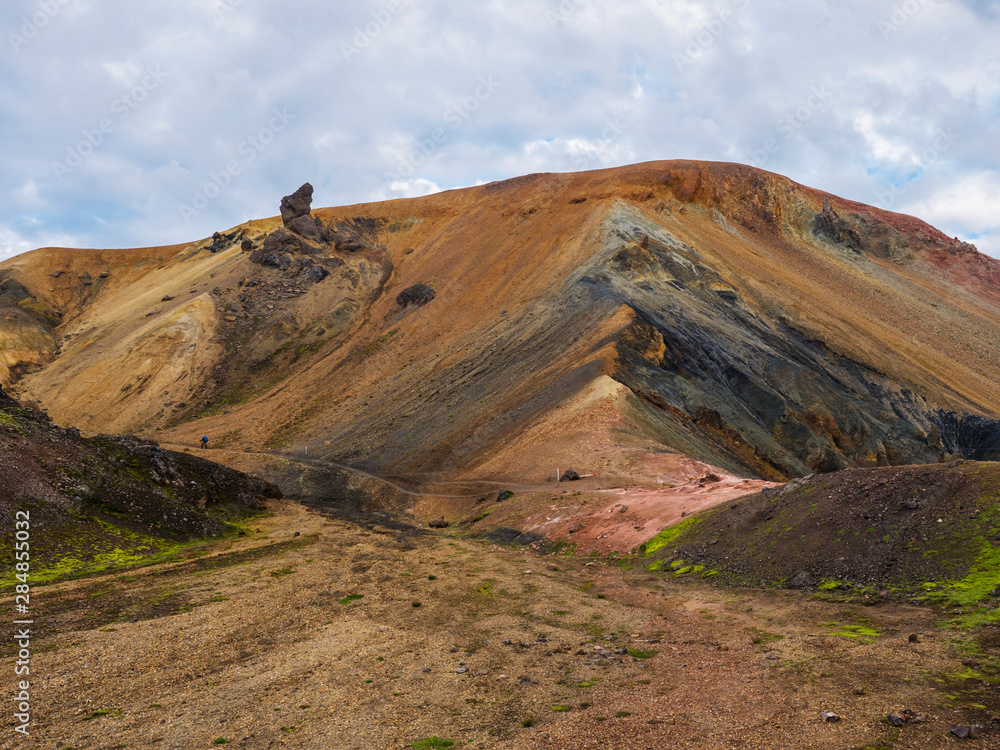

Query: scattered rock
<box><xmin>949</xmin><ymin>725</ymin><xmax>972</xmax><ymax>739</ymax></box>
<box><xmin>562</xmin><ymin>469</ymin><xmax>581</xmax><ymax>481</ymax></box>
<box><xmin>908</xmin><ymin>634</ymin><xmax>920</xmax><ymax>643</ymax></box>
<box><xmin>496</xmin><ymin>490</ymin><xmax>514</xmax><ymax>503</ymax></box>
<box><xmin>397</xmin><ymin>283</ymin><xmax>436</xmax><ymax>308</ymax></box>
<box><xmin>568</xmin><ymin>524</ymin><xmax>582</xmax><ymax>534</ymax></box>
<box><xmin>518</xmin><ymin>675</ymin><xmax>537</xmax><ymax>685</ymax></box>
<box><xmin>428</xmin><ymin>517</ymin><xmax>448</xmax><ymax>529</ymax></box>
<box><xmin>888</xmin><ymin>709</ymin><xmax>927</xmax><ymax>727</ymax></box>
<box><xmin>456</xmin><ymin>666</ymin><xmax>468</xmax><ymax>675</ymax></box>
<box><xmin>789</xmin><ymin>571</ymin><xmax>813</xmax><ymax>589</ymax></box>
<box><xmin>50</xmin><ymin>270</ymin><xmax>65</xmax><ymax>278</ymax></box>
<box><xmin>619</xmin><ymin>505</ymin><xmax>628</xmax><ymax>513</ymax></box>
<box><xmin>903</xmin><ymin>499</ymin><xmax>920</xmax><ymax>510</ymax></box>
<box><xmin>241</xmin><ymin>239</ymin><xmax>254</xmax><ymax>252</ymax></box>
<box><xmin>547</xmin><ymin>563</ymin><xmax>558</xmax><ymax>571</ymax></box>
<box><xmin>820</xmin><ymin>711</ymin><xmax>840</xmax><ymax>723</ymax></box>
<box><xmin>853</xmin><ymin>687</ymin><xmax>865</xmax><ymax>696</ymax></box>
<box><xmin>161</xmin><ymin>295</ymin><xmax>174</xmax><ymax>302</ymax></box>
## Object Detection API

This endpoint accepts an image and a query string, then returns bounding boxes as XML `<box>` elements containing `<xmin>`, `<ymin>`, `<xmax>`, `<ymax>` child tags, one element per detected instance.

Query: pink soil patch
<box><xmin>527</xmin><ymin>473</ymin><xmax>778</xmax><ymax>554</ymax></box>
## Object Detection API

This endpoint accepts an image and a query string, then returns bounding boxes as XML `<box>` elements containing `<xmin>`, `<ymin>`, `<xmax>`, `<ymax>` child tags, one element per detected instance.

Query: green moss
<box><xmin>627</xmin><ymin>649</ymin><xmax>657</xmax><ymax>659</ymax></box>
<box><xmin>922</xmin><ymin>543</ymin><xmax>1000</xmax><ymax>607</ymax></box>
<box><xmin>817</xmin><ymin>579</ymin><xmax>846</xmax><ymax>591</ymax></box>
<box><xmin>339</xmin><ymin>594</ymin><xmax>364</xmax><ymax>605</ymax></box>
<box><xmin>828</xmin><ymin>624</ymin><xmax>880</xmax><ymax>643</ymax></box>
<box><xmin>642</xmin><ymin>516</ymin><xmax>703</xmax><ymax>556</ymax></box>
<box><xmin>411</xmin><ymin>738</ymin><xmax>454</xmax><ymax>749</ymax></box>
<box><xmin>475</xmin><ymin>580</ymin><xmax>495</xmax><ymax>596</ymax></box>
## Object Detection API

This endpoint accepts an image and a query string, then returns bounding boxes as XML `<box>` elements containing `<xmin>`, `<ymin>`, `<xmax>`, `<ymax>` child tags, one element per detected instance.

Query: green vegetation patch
<box><xmin>339</xmin><ymin>594</ymin><xmax>365</xmax><ymax>605</ymax></box>
<box><xmin>627</xmin><ymin>649</ymin><xmax>658</xmax><ymax>659</ymax></box>
<box><xmin>641</xmin><ymin>516</ymin><xmax>704</xmax><ymax>556</ymax></box>
<box><xmin>411</xmin><ymin>738</ymin><xmax>454</xmax><ymax>749</ymax></box>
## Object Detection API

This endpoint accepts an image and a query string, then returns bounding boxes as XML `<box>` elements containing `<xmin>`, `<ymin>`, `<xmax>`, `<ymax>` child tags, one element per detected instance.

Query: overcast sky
<box><xmin>1</xmin><ymin>0</ymin><xmax>998</xmax><ymax>261</ymax></box>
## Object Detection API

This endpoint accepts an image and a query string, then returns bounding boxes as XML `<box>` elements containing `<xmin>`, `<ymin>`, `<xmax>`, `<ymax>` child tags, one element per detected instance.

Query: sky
<box><xmin>1</xmin><ymin>0</ymin><xmax>999</xmax><ymax>261</ymax></box>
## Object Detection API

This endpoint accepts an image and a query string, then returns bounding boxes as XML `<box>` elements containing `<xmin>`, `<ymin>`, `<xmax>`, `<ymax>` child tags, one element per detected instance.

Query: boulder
<box><xmin>287</xmin><ymin>213</ymin><xmax>322</xmax><ymax>242</ymax></box>
<box><xmin>562</xmin><ymin>469</ymin><xmax>581</xmax><ymax>481</ymax></box>
<box><xmin>397</xmin><ymin>284</ymin><xmax>436</xmax><ymax>308</ymax></box>
<box><xmin>789</xmin><ymin>571</ymin><xmax>813</xmax><ymax>589</ymax></box>
<box><xmin>428</xmin><ymin>516</ymin><xmax>448</xmax><ymax>529</ymax></box>
<box><xmin>241</xmin><ymin>239</ymin><xmax>254</xmax><ymax>252</ymax></box>
<box><xmin>280</xmin><ymin>183</ymin><xmax>314</xmax><ymax>225</ymax></box>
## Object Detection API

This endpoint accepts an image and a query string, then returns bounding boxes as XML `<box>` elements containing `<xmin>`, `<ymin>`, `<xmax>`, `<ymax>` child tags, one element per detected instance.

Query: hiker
<box><xmin>200</xmin><ymin>436</ymin><xmax>209</xmax><ymax>449</ymax></box>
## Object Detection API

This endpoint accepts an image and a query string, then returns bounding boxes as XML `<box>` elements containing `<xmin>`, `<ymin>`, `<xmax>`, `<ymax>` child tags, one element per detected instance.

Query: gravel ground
<box><xmin>2</xmin><ymin>499</ymin><xmax>997</xmax><ymax>749</ymax></box>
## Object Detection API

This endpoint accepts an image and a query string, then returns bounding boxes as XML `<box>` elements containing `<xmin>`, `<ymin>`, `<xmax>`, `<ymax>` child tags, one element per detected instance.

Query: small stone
<box><xmin>619</xmin><ymin>505</ymin><xmax>628</xmax><ymax>513</ymax></box>
<box><xmin>568</xmin><ymin>524</ymin><xmax>582</xmax><ymax>534</ymax></box>
<box><xmin>908</xmin><ymin>634</ymin><xmax>920</xmax><ymax>643</ymax></box>
<box><xmin>547</xmin><ymin>563</ymin><xmax>558</xmax><ymax>571</ymax></box>
<box><xmin>293</xmin><ymin>532</ymin><xmax>300</xmax><ymax>537</ymax></box>
<box><xmin>518</xmin><ymin>674</ymin><xmax>536</xmax><ymax>685</ymax></box>
<box><xmin>820</xmin><ymin>711</ymin><xmax>840</xmax><ymax>723</ymax></box>
<box><xmin>789</xmin><ymin>571</ymin><xmax>813</xmax><ymax>589</ymax></box>
<box><xmin>428</xmin><ymin>517</ymin><xmax>448</xmax><ymax>529</ymax></box>
<box><xmin>887</xmin><ymin>713</ymin><xmax>905</xmax><ymax>727</ymax></box>
<box><xmin>456</xmin><ymin>666</ymin><xmax>468</xmax><ymax>674</ymax></box>
<box><xmin>949</xmin><ymin>725</ymin><xmax>971</xmax><ymax>739</ymax></box>
<box><xmin>501</xmin><ymin>639</ymin><xmax>512</xmax><ymax>646</ymax></box>
<box><xmin>422</xmin><ymin>668</ymin><xmax>431</xmax><ymax>673</ymax></box>
<box><xmin>853</xmin><ymin>687</ymin><xmax>865</xmax><ymax>696</ymax></box>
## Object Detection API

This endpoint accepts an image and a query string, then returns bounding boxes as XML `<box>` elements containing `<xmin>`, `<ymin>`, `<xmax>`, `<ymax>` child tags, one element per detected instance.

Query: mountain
<box><xmin>2</xmin><ymin>161</ymin><xmax>1000</xmax><ymax>487</ymax></box>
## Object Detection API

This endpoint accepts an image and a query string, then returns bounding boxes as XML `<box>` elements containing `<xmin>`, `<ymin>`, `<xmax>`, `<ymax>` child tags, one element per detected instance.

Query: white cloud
<box><xmin>909</xmin><ymin>172</ymin><xmax>1000</xmax><ymax>235</ymax></box>
<box><xmin>0</xmin><ymin>0</ymin><xmax>997</xmax><ymax>259</ymax></box>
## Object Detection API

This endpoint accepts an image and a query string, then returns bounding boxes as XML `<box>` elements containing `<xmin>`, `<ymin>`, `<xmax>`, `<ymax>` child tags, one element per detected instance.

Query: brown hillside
<box><xmin>2</xmin><ymin>161</ymin><xmax>999</xmax><ymax>486</ymax></box>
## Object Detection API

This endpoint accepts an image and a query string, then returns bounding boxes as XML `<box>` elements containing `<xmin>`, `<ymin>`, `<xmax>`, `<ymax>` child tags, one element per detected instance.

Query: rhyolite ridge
<box><xmin>1</xmin><ymin>161</ymin><xmax>999</xmax><ymax>483</ymax></box>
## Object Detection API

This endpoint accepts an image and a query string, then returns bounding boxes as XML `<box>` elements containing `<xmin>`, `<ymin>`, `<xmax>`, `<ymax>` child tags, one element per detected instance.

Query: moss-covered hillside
<box><xmin>0</xmin><ymin>391</ymin><xmax>281</xmax><ymax>586</ymax></box>
<box><xmin>641</xmin><ymin>462</ymin><xmax>1000</xmax><ymax>625</ymax></box>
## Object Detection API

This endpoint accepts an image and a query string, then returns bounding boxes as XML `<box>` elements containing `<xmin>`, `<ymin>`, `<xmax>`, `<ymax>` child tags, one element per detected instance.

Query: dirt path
<box><xmin>3</xmin><ymin>499</ymin><xmax>994</xmax><ymax>749</ymax></box>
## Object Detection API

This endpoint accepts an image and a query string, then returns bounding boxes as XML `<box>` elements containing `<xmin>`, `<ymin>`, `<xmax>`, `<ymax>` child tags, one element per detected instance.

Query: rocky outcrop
<box><xmin>397</xmin><ymin>283</ymin><xmax>436</xmax><ymax>308</ymax></box>
<box><xmin>280</xmin><ymin>183</ymin><xmax>314</xmax><ymax>225</ymax></box>
<box><xmin>813</xmin><ymin>198</ymin><xmax>865</xmax><ymax>254</ymax></box>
